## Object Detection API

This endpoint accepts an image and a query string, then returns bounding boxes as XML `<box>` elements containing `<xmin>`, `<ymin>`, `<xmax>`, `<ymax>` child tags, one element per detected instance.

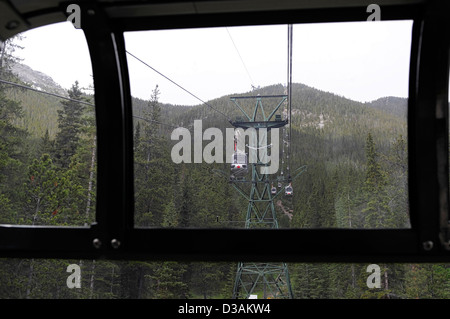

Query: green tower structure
<box><xmin>228</xmin><ymin>94</ymin><xmax>298</xmax><ymax>299</ymax></box>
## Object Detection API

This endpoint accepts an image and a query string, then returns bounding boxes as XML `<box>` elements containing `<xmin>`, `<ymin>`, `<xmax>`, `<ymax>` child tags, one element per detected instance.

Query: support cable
<box><xmin>126</xmin><ymin>50</ymin><xmax>232</xmax><ymax>123</ymax></box>
<box><xmin>0</xmin><ymin>78</ymin><xmax>95</xmax><ymax>107</ymax></box>
<box><xmin>0</xmin><ymin>77</ymin><xmax>178</xmax><ymax>128</ymax></box>
<box><xmin>225</xmin><ymin>27</ymin><xmax>255</xmax><ymax>90</ymax></box>
<box><xmin>287</xmin><ymin>24</ymin><xmax>293</xmax><ymax>182</ymax></box>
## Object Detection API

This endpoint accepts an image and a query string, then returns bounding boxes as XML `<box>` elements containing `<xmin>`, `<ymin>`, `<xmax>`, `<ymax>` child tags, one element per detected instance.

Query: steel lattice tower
<box><xmin>229</xmin><ymin>95</ymin><xmax>293</xmax><ymax>299</ymax></box>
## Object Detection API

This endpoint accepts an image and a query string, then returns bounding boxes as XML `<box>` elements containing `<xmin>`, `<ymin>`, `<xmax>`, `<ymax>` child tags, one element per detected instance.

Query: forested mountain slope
<box><xmin>4</xmin><ymin>61</ymin><xmax>410</xmax><ymax>230</ymax></box>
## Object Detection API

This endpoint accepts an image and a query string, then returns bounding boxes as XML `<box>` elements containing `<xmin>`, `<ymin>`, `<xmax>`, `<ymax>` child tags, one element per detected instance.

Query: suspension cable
<box><xmin>126</xmin><ymin>50</ymin><xmax>232</xmax><ymax>123</ymax></box>
<box><xmin>225</xmin><ymin>27</ymin><xmax>255</xmax><ymax>90</ymax></box>
<box><xmin>287</xmin><ymin>24</ymin><xmax>293</xmax><ymax>181</ymax></box>
<box><xmin>0</xmin><ymin>77</ymin><xmax>179</xmax><ymax>128</ymax></box>
<box><xmin>0</xmin><ymin>78</ymin><xmax>95</xmax><ymax>107</ymax></box>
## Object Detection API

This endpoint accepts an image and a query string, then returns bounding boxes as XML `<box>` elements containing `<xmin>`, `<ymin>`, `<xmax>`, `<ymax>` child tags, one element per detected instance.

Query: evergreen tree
<box><xmin>364</xmin><ymin>132</ymin><xmax>384</xmax><ymax>192</ymax></box>
<box><xmin>162</xmin><ymin>199</ymin><xmax>178</xmax><ymax>227</ymax></box>
<box><xmin>142</xmin><ymin>85</ymin><xmax>161</xmax><ymax>162</ymax></box>
<box><xmin>148</xmin><ymin>262</ymin><xmax>189</xmax><ymax>299</ymax></box>
<box><xmin>382</xmin><ymin>135</ymin><xmax>409</xmax><ymax>228</ymax></box>
<box><xmin>0</xmin><ymin>34</ymin><xmax>24</xmax><ymax>79</ymax></box>
<box><xmin>54</xmin><ymin>81</ymin><xmax>85</xmax><ymax>169</ymax></box>
<box><xmin>405</xmin><ymin>264</ymin><xmax>431</xmax><ymax>298</ymax></box>
<box><xmin>428</xmin><ymin>264</ymin><xmax>450</xmax><ymax>298</ymax></box>
<box><xmin>134</xmin><ymin>85</ymin><xmax>176</xmax><ymax>227</ymax></box>
<box><xmin>189</xmin><ymin>262</ymin><xmax>224</xmax><ymax>299</ymax></box>
<box><xmin>362</xmin><ymin>133</ymin><xmax>390</xmax><ymax>228</ymax></box>
<box><xmin>178</xmin><ymin>168</ymin><xmax>195</xmax><ymax>228</ymax></box>
<box><xmin>20</xmin><ymin>153</ymin><xmax>86</xmax><ymax>226</ymax></box>
<box><xmin>0</xmin><ymin>76</ymin><xmax>28</xmax><ymax>217</ymax></box>
<box><xmin>39</xmin><ymin>129</ymin><xmax>54</xmax><ymax>156</ymax></box>
<box><xmin>21</xmin><ymin>154</ymin><xmax>61</xmax><ymax>225</ymax></box>
<box><xmin>134</xmin><ymin>121</ymin><xmax>141</xmax><ymax>152</ymax></box>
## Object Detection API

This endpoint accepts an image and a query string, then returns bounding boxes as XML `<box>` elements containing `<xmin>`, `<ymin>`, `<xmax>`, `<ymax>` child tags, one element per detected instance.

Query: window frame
<box><xmin>0</xmin><ymin>1</ymin><xmax>449</xmax><ymax>262</ymax></box>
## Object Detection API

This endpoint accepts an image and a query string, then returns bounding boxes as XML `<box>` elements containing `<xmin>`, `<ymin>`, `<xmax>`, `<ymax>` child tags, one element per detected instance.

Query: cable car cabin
<box><xmin>231</xmin><ymin>152</ymin><xmax>248</xmax><ymax>175</ymax></box>
<box><xmin>278</xmin><ymin>182</ymin><xmax>282</xmax><ymax>188</ymax></box>
<box><xmin>271</xmin><ymin>185</ymin><xmax>277</xmax><ymax>194</ymax></box>
<box><xmin>285</xmin><ymin>184</ymin><xmax>293</xmax><ymax>196</ymax></box>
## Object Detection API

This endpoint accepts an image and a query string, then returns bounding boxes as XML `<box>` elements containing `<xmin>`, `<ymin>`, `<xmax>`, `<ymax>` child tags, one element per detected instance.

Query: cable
<box><xmin>125</xmin><ymin>50</ymin><xmax>232</xmax><ymax>123</ymax></box>
<box><xmin>0</xmin><ymin>77</ymin><xmax>181</xmax><ymax>129</ymax></box>
<box><xmin>225</xmin><ymin>27</ymin><xmax>255</xmax><ymax>89</ymax></box>
<box><xmin>132</xmin><ymin>114</ymin><xmax>180</xmax><ymax>128</ymax></box>
<box><xmin>0</xmin><ymin>78</ymin><xmax>95</xmax><ymax>107</ymax></box>
<box><xmin>287</xmin><ymin>24</ymin><xmax>293</xmax><ymax>182</ymax></box>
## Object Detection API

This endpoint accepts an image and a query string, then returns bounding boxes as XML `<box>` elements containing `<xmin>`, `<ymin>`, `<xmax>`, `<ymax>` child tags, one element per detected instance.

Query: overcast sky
<box><xmin>15</xmin><ymin>19</ymin><xmax>414</xmax><ymax>106</ymax></box>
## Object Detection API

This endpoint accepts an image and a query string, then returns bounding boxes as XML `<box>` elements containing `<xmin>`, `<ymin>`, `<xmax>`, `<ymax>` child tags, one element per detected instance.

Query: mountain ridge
<box><xmin>11</xmin><ymin>62</ymin><xmax>67</xmax><ymax>96</ymax></box>
<box><xmin>7</xmin><ymin>61</ymin><xmax>408</xmax><ymax>141</ymax></box>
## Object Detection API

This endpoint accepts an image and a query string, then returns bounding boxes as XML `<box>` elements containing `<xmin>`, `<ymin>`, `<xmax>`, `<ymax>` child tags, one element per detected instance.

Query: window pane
<box><xmin>125</xmin><ymin>20</ymin><xmax>411</xmax><ymax>229</ymax></box>
<box><xmin>0</xmin><ymin>22</ymin><xmax>96</xmax><ymax>226</ymax></box>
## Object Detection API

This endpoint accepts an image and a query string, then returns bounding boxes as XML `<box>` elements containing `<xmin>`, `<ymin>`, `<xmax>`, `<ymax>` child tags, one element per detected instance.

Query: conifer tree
<box><xmin>383</xmin><ymin>134</ymin><xmax>409</xmax><ymax>227</ymax></box>
<box><xmin>405</xmin><ymin>264</ymin><xmax>431</xmax><ymax>298</ymax></box>
<box><xmin>149</xmin><ymin>261</ymin><xmax>189</xmax><ymax>299</ymax></box>
<box><xmin>189</xmin><ymin>262</ymin><xmax>224</xmax><ymax>299</ymax></box>
<box><xmin>142</xmin><ymin>85</ymin><xmax>161</xmax><ymax>162</ymax></box>
<box><xmin>0</xmin><ymin>34</ymin><xmax>24</xmax><ymax>80</ymax></box>
<box><xmin>54</xmin><ymin>81</ymin><xmax>85</xmax><ymax>168</ymax></box>
<box><xmin>0</xmin><ymin>72</ymin><xmax>28</xmax><ymax>212</ymax></box>
<box><xmin>364</xmin><ymin>133</ymin><xmax>384</xmax><ymax>192</ymax></box>
<box><xmin>362</xmin><ymin>132</ymin><xmax>389</xmax><ymax>228</ymax></box>
<box><xmin>39</xmin><ymin>129</ymin><xmax>54</xmax><ymax>157</ymax></box>
<box><xmin>22</xmin><ymin>154</ymin><xmax>61</xmax><ymax>225</ymax></box>
<box><xmin>134</xmin><ymin>85</ymin><xmax>175</xmax><ymax>227</ymax></box>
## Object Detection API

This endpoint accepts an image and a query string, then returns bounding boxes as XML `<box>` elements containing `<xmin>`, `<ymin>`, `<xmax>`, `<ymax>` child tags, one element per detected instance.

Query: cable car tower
<box><xmin>228</xmin><ymin>93</ymin><xmax>292</xmax><ymax>299</ymax></box>
<box><xmin>213</xmin><ymin>24</ymin><xmax>305</xmax><ymax>299</ymax></box>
